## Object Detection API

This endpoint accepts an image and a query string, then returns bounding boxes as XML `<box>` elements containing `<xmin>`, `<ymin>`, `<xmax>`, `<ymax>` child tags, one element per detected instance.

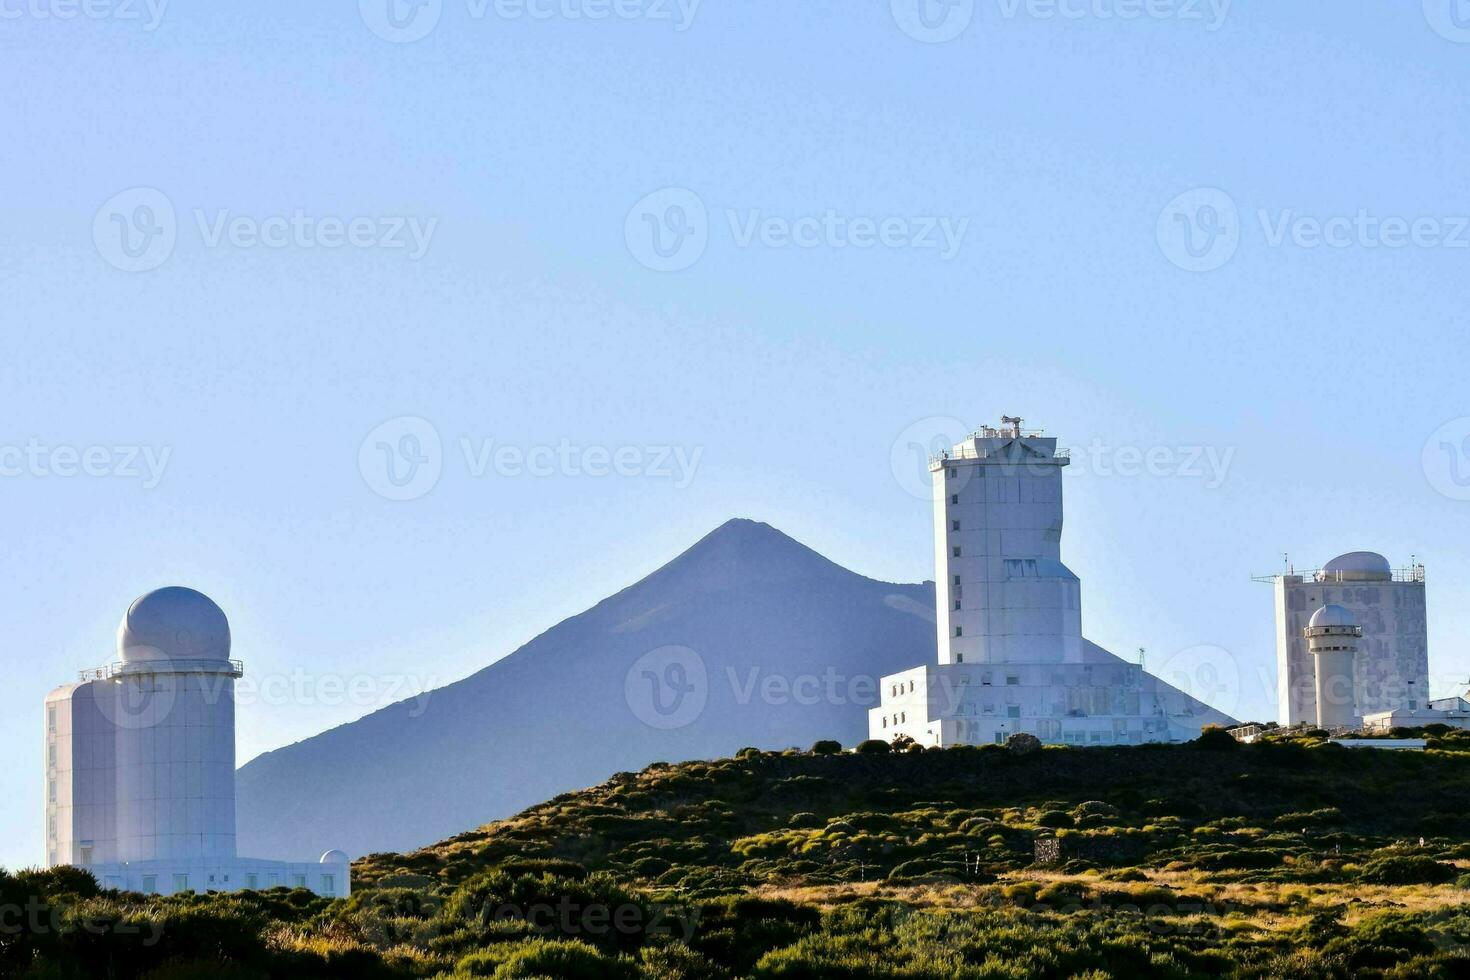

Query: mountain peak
<box><xmin>646</xmin><ymin>518</ymin><xmax>850</xmax><ymax>594</ymax></box>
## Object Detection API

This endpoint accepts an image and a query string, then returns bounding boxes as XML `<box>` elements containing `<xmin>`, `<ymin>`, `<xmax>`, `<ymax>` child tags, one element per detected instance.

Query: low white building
<box><xmin>44</xmin><ymin>587</ymin><xmax>350</xmax><ymax>897</ymax></box>
<box><xmin>1362</xmin><ymin>697</ymin><xmax>1470</xmax><ymax>735</ymax></box>
<box><xmin>871</xmin><ymin>418</ymin><xmax>1235</xmax><ymax>748</ymax></box>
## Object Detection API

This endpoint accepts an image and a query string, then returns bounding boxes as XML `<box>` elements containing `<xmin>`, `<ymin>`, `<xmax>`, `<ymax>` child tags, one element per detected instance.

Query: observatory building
<box><xmin>1256</xmin><ymin>552</ymin><xmax>1429</xmax><ymax>727</ymax></box>
<box><xmin>870</xmin><ymin>418</ymin><xmax>1236</xmax><ymax>748</ymax></box>
<box><xmin>43</xmin><ymin>587</ymin><xmax>350</xmax><ymax>897</ymax></box>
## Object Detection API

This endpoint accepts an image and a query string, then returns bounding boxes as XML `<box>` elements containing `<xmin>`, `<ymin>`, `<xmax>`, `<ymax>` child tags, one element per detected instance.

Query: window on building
<box><xmin>1006</xmin><ymin>675</ymin><xmax>1020</xmax><ymax>686</ymax></box>
<box><xmin>955</xmin><ymin>626</ymin><xmax>962</xmax><ymax>637</ymax></box>
<box><xmin>48</xmin><ymin>779</ymin><xmax>56</xmax><ymax>804</ymax></box>
<box><xmin>47</xmin><ymin>815</ymin><xmax>56</xmax><ymax>840</ymax></box>
<box><xmin>47</xmin><ymin>744</ymin><xmax>56</xmax><ymax>767</ymax></box>
<box><xmin>881</xmin><ymin>716</ymin><xmax>887</xmax><ymax>728</ymax></box>
<box><xmin>993</xmin><ymin>732</ymin><xmax>1005</xmax><ymax>744</ymax></box>
<box><xmin>321</xmin><ymin>874</ymin><xmax>336</xmax><ymax>896</ymax></box>
<box><xmin>951</xmin><ymin>520</ymin><xmax>960</xmax><ymax>531</ymax></box>
<box><xmin>79</xmin><ymin>845</ymin><xmax>93</xmax><ymax>866</ymax></box>
<box><xmin>247</xmin><ymin>874</ymin><xmax>259</xmax><ymax>890</ymax></box>
<box><xmin>954</xmin><ymin>600</ymin><xmax>961</xmax><ymax>610</ymax></box>
<box><xmin>956</xmin><ymin>653</ymin><xmax>964</xmax><ymax>663</ymax></box>
<box><xmin>142</xmin><ymin>876</ymin><xmax>157</xmax><ymax>894</ymax></box>
<box><xmin>951</xmin><ymin>494</ymin><xmax>958</xmax><ymax>504</ymax></box>
<box><xmin>292</xmin><ymin>875</ymin><xmax>307</xmax><ymax>889</ymax></box>
<box><xmin>948</xmin><ymin>468</ymin><xmax>956</xmax><ymax>478</ymax></box>
<box><xmin>952</xmin><ymin>546</ymin><xmax>961</xmax><ymax>557</ymax></box>
<box><xmin>954</xmin><ymin>575</ymin><xmax>960</xmax><ymax>584</ymax></box>
<box><xmin>1007</xmin><ymin>705</ymin><xmax>1021</xmax><ymax>719</ymax></box>
<box><xmin>173</xmin><ymin>874</ymin><xmax>189</xmax><ymax>893</ymax></box>
<box><xmin>269</xmin><ymin>874</ymin><xmax>282</xmax><ymax>888</ymax></box>
<box><xmin>908</xmin><ymin>680</ymin><xmax>914</xmax><ymax>692</ymax></box>
<box><xmin>47</xmin><ymin>707</ymin><xmax>56</xmax><ymax>733</ymax></box>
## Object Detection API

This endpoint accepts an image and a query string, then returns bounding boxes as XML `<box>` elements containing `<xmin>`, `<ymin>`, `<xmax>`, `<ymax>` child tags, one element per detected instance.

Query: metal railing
<box><xmin>930</xmin><ymin>447</ymin><xmax>1068</xmax><ymax>466</ymax></box>
<box><xmin>1251</xmin><ymin>565</ymin><xmax>1425</xmax><ymax>585</ymax></box>
<box><xmin>79</xmin><ymin>658</ymin><xmax>244</xmax><ymax>681</ymax></box>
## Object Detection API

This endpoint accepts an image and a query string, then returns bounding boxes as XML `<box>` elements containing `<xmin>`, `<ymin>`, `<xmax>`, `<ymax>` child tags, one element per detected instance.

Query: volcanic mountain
<box><xmin>236</xmin><ymin>519</ymin><xmax>935</xmax><ymax>858</ymax></box>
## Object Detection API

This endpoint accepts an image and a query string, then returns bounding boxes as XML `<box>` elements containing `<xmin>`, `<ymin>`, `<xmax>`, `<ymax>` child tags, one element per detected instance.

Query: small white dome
<box><xmin>1309</xmin><ymin>604</ymin><xmax>1356</xmax><ymax>628</ymax></box>
<box><xmin>117</xmin><ymin>587</ymin><xmax>231</xmax><ymax>663</ymax></box>
<box><xmin>1317</xmin><ymin>551</ymin><xmax>1392</xmax><ymax>582</ymax></box>
<box><xmin>319</xmin><ymin>849</ymin><xmax>350</xmax><ymax>864</ymax></box>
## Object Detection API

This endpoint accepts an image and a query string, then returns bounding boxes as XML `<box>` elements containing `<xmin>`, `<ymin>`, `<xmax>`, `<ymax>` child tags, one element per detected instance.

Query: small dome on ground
<box><xmin>1317</xmin><ymin>551</ymin><xmax>1392</xmax><ymax>582</ymax></box>
<box><xmin>117</xmin><ymin>587</ymin><xmax>231</xmax><ymax>663</ymax></box>
<box><xmin>1309</xmin><ymin>604</ymin><xmax>1356</xmax><ymax>628</ymax></box>
<box><xmin>320</xmin><ymin>849</ymin><xmax>350</xmax><ymax>864</ymax></box>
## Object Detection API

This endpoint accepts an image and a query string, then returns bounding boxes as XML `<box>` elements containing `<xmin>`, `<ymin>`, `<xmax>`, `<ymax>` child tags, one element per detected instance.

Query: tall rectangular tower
<box><xmin>930</xmin><ymin>418</ymin><xmax>1081</xmax><ymax>666</ymax></box>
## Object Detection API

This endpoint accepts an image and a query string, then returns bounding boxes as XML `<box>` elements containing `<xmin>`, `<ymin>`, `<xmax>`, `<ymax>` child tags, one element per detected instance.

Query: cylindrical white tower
<box><xmin>1304</xmin><ymin>604</ymin><xmax>1361</xmax><ymax>730</ymax></box>
<box><xmin>111</xmin><ymin>587</ymin><xmax>242</xmax><ymax>862</ymax></box>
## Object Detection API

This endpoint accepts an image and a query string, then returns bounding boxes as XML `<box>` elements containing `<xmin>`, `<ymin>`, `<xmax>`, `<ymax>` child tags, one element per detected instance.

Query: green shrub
<box><xmin>855</xmin><ymin>740</ymin><xmax>891</xmax><ymax>755</ymax></box>
<box><xmin>810</xmin><ymin>740</ymin><xmax>842</xmax><ymax>755</ymax></box>
<box><xmin>1356</xmin><ymin>855</ymin><xmax>1457</xmax><ymax>885</ymax></box>
<box><xmin>456</xmin><ymin>938</ymin><xmax>637</xmax><ymax>979</ymax></box>
<box><xmin>1035</xmin><ymin>810</ymin><xmax>1074</xmax><ymax>829</ymax></box>
<box><xmin>1192</xmin><ymin>726</ymin><xmax>1239</xmax><ymax>750</ymax></box>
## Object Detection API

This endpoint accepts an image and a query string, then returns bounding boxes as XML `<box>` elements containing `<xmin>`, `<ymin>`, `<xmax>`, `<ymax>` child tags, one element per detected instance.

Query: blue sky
<box><xmin>3</xmin><ymin>1</ymin><xmax>1469</xmax><ymax>869</ymax></box>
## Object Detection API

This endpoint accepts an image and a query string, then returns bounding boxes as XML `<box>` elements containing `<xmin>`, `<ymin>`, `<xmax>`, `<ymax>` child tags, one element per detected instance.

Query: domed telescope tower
<box><xmin>113</xmin><ymin>587</ymin><xmax>243</xmax><ymax>862</ymax></box>
<box><xmin>1305</xmin><ymin>604</ymin><xmax>1362</xmax><ymax>730</ymax></box>
<box><xmin>44</xmin><ymin>588</ymin><xmax>349</xmax><ymax>896</ymax></box>
<box><xmin>1256</xmin><ymin>550</ymin><xmax>1428</xmax><ymax>726</ymax></box>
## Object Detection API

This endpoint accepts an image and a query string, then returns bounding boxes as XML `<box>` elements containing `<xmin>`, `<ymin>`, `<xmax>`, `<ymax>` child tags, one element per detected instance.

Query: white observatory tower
<box><xmin>44</xmin><ymin>587</ymin><xmax>349</xmax><ymax>896</ymax></box>
<box><xmin>113</xmin><ymin>587</ymin><xmax>241</xmax><ymax>862</ymax></box>
<box><xmin>931</xmin><ymin>416</ymin><xmax>1081</xmax><ymax>666</ymax></box>
<box><xmin>870</xmin><ymin>416</ymin><xmax>1237</xmax><ymax>748</ymax></box>
<box><xmin>1304</xmin><ymin>604</ymin><xmax>1361</xmax><ymax>730</ymax></box>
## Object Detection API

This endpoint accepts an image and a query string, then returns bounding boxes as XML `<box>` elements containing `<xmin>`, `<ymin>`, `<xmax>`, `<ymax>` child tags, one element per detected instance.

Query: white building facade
<box><xmin>871</xmin><ymin>418</ymin><xmax>1235</xmax><ymax>748</ymax></box>
<box><xmin>44</xmin><ymin>587</ymin><xmax>349</xmax><ymax>897</ymax></box>
<box><xmin>1258</xmin><ymin>552</ymin><xmax>1429</xmax><ymax>727</ymax></box>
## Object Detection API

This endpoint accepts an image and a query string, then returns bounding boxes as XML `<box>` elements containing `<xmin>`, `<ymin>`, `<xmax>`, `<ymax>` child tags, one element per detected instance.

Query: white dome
<box><xmin>1317</xmin><ymin>551</ymin><xmax>1392</xmax><ymax>582</ymax></box>
<box><xmin>320</xmin><ymin>849</ymin><xmax>350</xmax><ymax>864</ymax></box>
<box><xmin>1309</xmin><ymin>604</ymin><xmax>1356</xmax><ymax>628</ymax></box>
<box><xmin>117</xmin><ymin>587</ymin><xmax>231</xmax><ymax>663</ymax></box>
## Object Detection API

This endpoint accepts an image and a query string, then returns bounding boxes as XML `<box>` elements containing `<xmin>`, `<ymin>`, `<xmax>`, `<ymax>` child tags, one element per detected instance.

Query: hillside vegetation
<box><xmin>8</xmin><ymin>729</ymin><xmax>1470</xmax><ymax>979</ymax></box>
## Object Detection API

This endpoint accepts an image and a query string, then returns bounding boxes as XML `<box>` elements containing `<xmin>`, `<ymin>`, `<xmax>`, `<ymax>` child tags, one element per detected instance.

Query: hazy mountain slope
<box><xmin>236</xmin><ymin>519</ymin><xmax>936</xmax><ymax>859</ymax></box>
